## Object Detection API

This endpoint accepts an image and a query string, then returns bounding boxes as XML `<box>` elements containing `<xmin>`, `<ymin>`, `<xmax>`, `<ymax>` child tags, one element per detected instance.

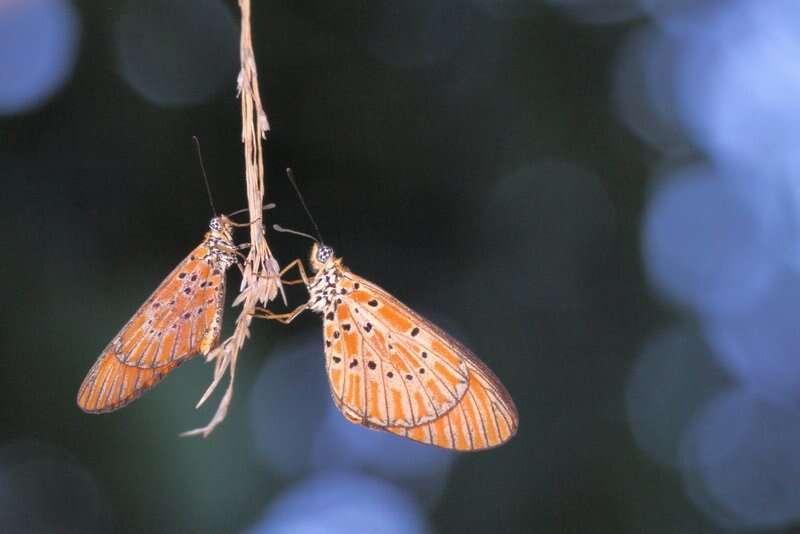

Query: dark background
<box><xmin>3</xmin><ymin>1</ymin><xmax>796</xmax><ymax>533</ymax></box>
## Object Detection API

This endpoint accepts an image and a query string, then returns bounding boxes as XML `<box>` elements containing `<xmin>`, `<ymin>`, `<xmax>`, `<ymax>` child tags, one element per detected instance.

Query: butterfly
<box><xmin>77</xmin><ymin>216</ymin><xmax>239</xmax><ymax>413</ymax></box>
<box><xmin>261</xmin><ymin>242</ymin><xmax>518</xmax><ymax>451</ymax></box>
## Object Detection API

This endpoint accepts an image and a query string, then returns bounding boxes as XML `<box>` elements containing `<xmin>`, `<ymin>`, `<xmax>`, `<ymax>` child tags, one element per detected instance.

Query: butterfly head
<box><xmin>209</xmin><ymin>215</ymin><xmax>234</xmax><ymax>241</ymax></box>
<box><xmin>310</xmin><ymin>242</ymin><xmax>336</xmax><ymax>272</ymax></box>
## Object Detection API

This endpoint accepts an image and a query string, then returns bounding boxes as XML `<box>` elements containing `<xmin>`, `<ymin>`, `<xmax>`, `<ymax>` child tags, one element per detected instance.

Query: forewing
<box><xmin>77</xmin><ymin>243</ymin><xmax>228</xmax><ymax>413</ymax></box>
<box><xmin>382</xmin><ymin>359</ymin><xmax>519</xmax><ymax>451</ymax></box>
<box><xmin>324</xmin><ymin>273</ymin><xmax>471</xmax><ymax>428</ymax></box>
<box><xmin>112</xmin><ymin>243</ymin><xmax>227</xmax><ymax>368</ymax></box>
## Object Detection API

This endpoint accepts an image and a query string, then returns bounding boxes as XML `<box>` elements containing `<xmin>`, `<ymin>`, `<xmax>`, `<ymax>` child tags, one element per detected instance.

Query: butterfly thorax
<box><xmin>204</xmin><ymin>216</ymin><xmax>237</xmax><ymax>269</ymax></box>
<box><xmin>308</xmin><ymin>262</ymin><xmax>344</xmax><ymax>313</ymax></box>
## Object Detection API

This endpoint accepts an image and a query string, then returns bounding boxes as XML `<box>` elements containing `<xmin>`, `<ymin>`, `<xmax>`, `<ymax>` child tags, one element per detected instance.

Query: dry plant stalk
<box><xmin>182</xmin><ymin>0</ymin><xmax>281</xmax><ymax>437</ymax></box>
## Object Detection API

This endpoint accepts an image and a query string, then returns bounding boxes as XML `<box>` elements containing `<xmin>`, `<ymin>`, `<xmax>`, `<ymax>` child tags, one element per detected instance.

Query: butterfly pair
<box><xmin>78</xmin><ymin>216</ymin><xmax>518</xmax><ymax>451</ymax></box>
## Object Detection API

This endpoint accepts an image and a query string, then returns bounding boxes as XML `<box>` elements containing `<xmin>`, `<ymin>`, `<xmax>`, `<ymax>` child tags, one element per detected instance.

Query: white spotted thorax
<box><xmin>308</xmin><ymin>243</ymin><xmax>342</xmax><ymax>314</ymax></box>
<box><xmin>205</xmin><ymin>215</ymin><xmax>237</xmax><ymax>269</ymax></box>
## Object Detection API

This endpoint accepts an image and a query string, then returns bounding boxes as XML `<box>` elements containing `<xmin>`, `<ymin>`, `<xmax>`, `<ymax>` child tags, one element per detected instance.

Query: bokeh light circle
<box><xmin>641</xmin><ymin>163</ymin><xmax>780</xmax><ymax>316</ymax></box>
<box><xmin>637</xmin><ymin>0</ymin><xmax>712</xmax><ymax>31</ymax></box>
<box><xmin>680</xmin><ymin>388</ymin><xmax>800</xmax><ymax>529</ymax></box>
<box><xmin>625</xmin><ymin>325</ymin><xmax>729</xmax><ymax>468</ymax></box>
<box><xmin>246</xmin><ymin>473</ymin><xmax>429</xmax><ymax>534</ymax></box>
<box><xmin>249</xmin><ymin>335</ymin><xmax>330</xmax><ymax>480</ymax></box>
<box><xmin>672</xmin><ymin>0</ymin><xmax>800</xmax><ymax>174</ymax></box>
<box><xmin>114</xmin><ymin>0</ymin><xmax>238</xmax><ymax>108</ymax></box>
<box><xmin>310</xmin><ymin>403</ymin><xmax>455</xmax><ymax>504</ymax></box>
<box><xmin>0</xmin><ymin>0</ymin><xmax>80</xmax><ymax>115</ymax></box>
<box><xmin>704</xmin><ymin>273</ymin><xmax>800</xmax><ymax>408</ymax></box>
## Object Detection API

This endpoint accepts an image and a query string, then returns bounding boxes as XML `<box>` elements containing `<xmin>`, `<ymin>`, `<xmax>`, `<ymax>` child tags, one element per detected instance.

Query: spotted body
<box><xmin>301</xmin><ymin>243</ymin><xmax>518</xmax><ymax>451</ymax></box>
<box><xmin>77</xmin><ymin>216</ymin><xmax>237</xmax><ymax>413</ymax></box>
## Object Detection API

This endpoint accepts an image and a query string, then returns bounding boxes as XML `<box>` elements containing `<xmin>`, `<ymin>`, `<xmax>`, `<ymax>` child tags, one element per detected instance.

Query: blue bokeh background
<box><xmin>2</xmin><ymin>0</ymin><xmax>800</xmax><ymax>532</ymax></box>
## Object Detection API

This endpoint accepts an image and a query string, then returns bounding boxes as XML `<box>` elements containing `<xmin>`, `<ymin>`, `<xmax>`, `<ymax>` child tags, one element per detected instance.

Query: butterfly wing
<box><xmin>76</xmin><ymin>356</ymin><xmax>183</xmax><ymax>413</ymax></box>
<box><xmin>382</xmin><ymin>359</ymin><xmax>518</xmax><ymax>451</ymax></box>
<box><xmin>77</xmin><ymin>242</ymin><xmax>228</xmax><ymax>413</ymax></box>
<box><xmin>325</xmin><ymin>271</ymin><xmax>515</xmax><ymax>433</ymax></box>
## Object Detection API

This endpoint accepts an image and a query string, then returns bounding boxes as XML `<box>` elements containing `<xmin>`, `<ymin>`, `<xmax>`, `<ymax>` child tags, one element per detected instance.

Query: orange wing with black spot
<box><xmin>77</xmin><ymin>242</ymin><xmax>228</xmax><ymax>413</ymax></box>
<box><xmin>324</xmin><ymin>273</ymin><xmax>469</xmax><ymax>427</ymax></box>
<box><xmin>322</xmin><ymin>271</ymin><xmax>517</xmax><ymax>449</ymax></box>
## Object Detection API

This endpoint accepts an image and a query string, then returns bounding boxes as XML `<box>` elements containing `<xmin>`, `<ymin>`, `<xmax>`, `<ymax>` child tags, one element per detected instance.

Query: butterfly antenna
<box><xmin>286</xmin><ymin>168</ymin><xmax>324</xmax><ymax>243</ymax></box>
<box><xmin>227</xmin><ymin>203</ymin><xmax>276</xmax><ymax>219</ymax></box>
<box><xmin>193</xmin><ymin>136</ymin><xmax>217</xmax><ymax>217</ymax></box>
<box><xmin>273</xmin><ymin>224</ymin><xmax>318</xmax><ymax>243</ymax></box>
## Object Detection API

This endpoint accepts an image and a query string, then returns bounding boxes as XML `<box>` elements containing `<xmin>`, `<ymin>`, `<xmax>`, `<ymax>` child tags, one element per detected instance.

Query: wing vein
<box><xmin>169</xmin><ymin>321</ymin><xmax>182</xmax><ymax>364</ymax></box>
<box><xmin>378</xmin><ymin>343</ymin><xmax>390</xmax><ymax>426</ymax></box>
<box><xmin>461</xmin><ymin>404</ymin><xmax>474</xmax><ymax>450</ymax></box>
<box><xmin>446</xmin><ymin>410</ymin><xmax>456</xmax><ymax>447</ymax></box>
<box><xmin>468</xmin><ymin>388</ymin><xmax>490</xmax><ymax>446</ymax></box>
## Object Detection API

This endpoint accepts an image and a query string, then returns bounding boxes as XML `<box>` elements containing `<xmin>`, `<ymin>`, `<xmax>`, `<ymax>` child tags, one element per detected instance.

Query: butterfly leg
<box><xmin>252</xmin><ymin>258</ymin><xmax>309</xmax><ymax>285</ymax></box>
<box><xmin>275</xmin><ymin>258</ymin><xmax>311</xmax><ymax>287</ymax></box>
<box><xmin>253</xmin><ymin>259</ymin><xmax>311</xmax><ymax>320</ymax></box>
<box><xmin>252</xmin><ymin>260</ymin><xmax>312</xmax><ymax>321</ymax></box>
<box><xmin>254</xmin><ymin>303</ymin><xmax>309</xmax><ymax>324</ymax></box>
<box><xmin>233</xmin><ymin>244</ymin><xmax>252</xmax><ymax>269</ymax></box>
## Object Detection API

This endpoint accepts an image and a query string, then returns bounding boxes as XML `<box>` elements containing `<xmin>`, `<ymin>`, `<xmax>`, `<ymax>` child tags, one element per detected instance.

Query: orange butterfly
<box><xmin>77</xmin><ymin>216</ymin><xmax>238</xmax><ymax>413</ymax></box>
<box><xmin>261</xmin><ymin>242</ymin><xmax>518</xmax><ymax>451</ymax></box>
